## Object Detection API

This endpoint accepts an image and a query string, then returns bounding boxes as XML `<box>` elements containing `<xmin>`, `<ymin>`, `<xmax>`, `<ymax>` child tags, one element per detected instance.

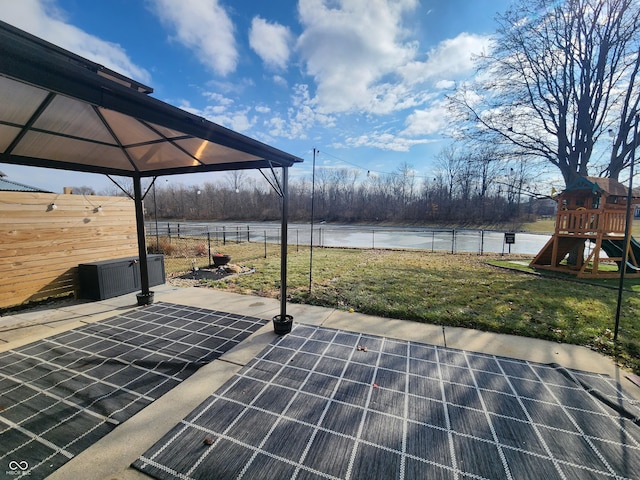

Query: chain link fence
<box><xmin>146</xmin><ymin>223</ymin><xmax>302</xmax><ymax>275</ymax></box>
<box><xmin>146</xmin><ymin>222</ymin><xmax>550</xmax><ymax>275</ymax></box>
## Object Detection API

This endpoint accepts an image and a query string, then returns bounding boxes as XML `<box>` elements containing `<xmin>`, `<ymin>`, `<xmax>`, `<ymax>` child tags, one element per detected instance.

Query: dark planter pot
<box><xmin>272</xmin><ymin>314</ymin><xmax>293</xmax><ymax>335</ymax></box>
<box><xmin>136</xmin><ymin>291</ymin><xmax>154</xmax><ymax>306</ymax></box>
<box><xmin>212</xmin><ymin>254</ymin><xmax>231</xmax><ymax>267</ymax></box>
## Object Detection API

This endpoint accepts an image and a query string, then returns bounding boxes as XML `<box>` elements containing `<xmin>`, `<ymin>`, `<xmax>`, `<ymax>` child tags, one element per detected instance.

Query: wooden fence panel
<box><xmin>0</xmin><ymin>192</ymin><xmax>139</xmax><ymax>308</ymax></box>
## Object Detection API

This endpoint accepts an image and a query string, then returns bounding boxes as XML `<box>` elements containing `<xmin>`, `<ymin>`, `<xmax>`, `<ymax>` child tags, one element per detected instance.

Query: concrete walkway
<box><xmin>1</xmin><ymin>284</ymin><xmax>638</xmax><ymax>480</ymax></box>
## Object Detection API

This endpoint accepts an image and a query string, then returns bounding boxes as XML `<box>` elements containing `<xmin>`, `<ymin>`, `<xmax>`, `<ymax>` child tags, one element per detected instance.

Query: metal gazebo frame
<box><xmin>0</xmin><ymin>20</ymin><xmax>302</xmax><ymax>324</ymax></box>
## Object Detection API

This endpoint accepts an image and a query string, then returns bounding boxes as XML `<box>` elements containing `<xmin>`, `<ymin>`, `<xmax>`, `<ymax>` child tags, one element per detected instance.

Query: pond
<box><xmin>147</xmin><ymin>221</ymin><xmax>552</xmax><ymax>256</ymax></box>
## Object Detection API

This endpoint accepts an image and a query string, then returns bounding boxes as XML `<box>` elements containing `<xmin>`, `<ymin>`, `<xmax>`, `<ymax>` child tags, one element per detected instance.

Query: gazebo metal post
<box><xmin>133</xmin><ymin>175</ymin><xmax>152</xmax><ymax>304</ymax></box>
<box><xmin>309</xmin><ymin>148</ymin><xmax>317</xmax><ymax>294</ymax></box>
<box><xmin>280</xmin><ymin>166</ymin><xmax>289</xmax><ymax>320</ymax></box>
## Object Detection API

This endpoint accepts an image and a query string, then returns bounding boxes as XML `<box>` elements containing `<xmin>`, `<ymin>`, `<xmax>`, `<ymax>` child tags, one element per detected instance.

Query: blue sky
<box><xmin>0</xmin><ymin>0</ymin><xmax>513</xmax><ymax>193</ymax></box>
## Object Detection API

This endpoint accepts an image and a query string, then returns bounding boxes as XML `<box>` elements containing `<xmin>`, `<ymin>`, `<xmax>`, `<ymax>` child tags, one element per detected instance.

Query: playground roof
<box><xmin>565</xmin><ymin>176</ymin><xmax>639</xmax><ymax>198</ymax></box>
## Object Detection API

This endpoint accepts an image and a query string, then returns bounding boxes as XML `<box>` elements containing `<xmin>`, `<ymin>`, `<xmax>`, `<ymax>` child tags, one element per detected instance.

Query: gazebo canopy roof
<box><xmin>0</xmin><ymin>20</ymin><xmax>302</xmax><ymax>179</ymax></box>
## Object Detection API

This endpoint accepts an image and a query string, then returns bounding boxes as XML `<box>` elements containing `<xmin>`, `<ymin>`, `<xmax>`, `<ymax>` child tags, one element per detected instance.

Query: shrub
<box><xmin>147</xmin><ymin>237</ymin><xmax>177</xmax><ymax>255</ymax></box>
<box><xmin>195</xmin><ymin>243</ymin><xmax>208</xmax><ymax>256</ymax></box>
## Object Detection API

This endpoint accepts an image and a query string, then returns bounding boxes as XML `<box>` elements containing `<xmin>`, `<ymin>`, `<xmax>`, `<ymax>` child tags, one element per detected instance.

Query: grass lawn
<box><xmin>185</xmin><ymin>245</ymin><xmax>640</xmax><ymax>374</ymax></box>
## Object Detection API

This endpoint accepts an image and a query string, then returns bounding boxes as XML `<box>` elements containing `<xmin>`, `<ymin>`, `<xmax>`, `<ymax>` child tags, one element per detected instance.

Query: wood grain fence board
<box><xmin>0</xmin><ymin>192</ymin><xmax>140</xmax><ymax>308</ymax></box>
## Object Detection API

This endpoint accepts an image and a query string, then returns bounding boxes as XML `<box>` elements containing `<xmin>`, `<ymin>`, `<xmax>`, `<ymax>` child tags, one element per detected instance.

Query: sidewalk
<box><xmin>1</xmin><ymin>284</ymin><xmax>638</xmax><ymax>479</ymax></box>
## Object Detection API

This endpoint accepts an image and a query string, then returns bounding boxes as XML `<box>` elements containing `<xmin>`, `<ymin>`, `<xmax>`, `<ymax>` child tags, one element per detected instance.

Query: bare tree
<box><xmin>452</xmin><ymin>0</ymin><xmax>640</xmax><ymax>186</ymax></box>
<box><xmin>470</xmin><ymin>148</ymin><xmax>501</xmax><ymax>220</ymax></box>
<box><xmin>435</xmin><ymin>145</ymin><xmax>466</xmax><ymax>216</ymax></box>
<box><xmin>70</xmin><ymin>186</ymin><xmax>96</xmax><ymax>195</ymax></box>
<box><xmin>226</xmin><ymin>170</ymin><xmax>246</xmax><ymax>193</ymax></box>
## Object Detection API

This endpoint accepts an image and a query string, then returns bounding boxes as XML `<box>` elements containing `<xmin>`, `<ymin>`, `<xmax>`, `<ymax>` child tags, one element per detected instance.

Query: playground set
<box><xmin>530</xmin><ymin>176</ymin><xmax>640</xmax><ymax>278</ymax></box>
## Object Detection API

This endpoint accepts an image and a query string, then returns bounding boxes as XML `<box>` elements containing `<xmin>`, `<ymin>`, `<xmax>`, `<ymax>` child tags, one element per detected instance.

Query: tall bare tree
<box><xmin>470</xmin><ymin>148</ymin><xmax>502</xmax><ymax>220</ymax></box>
<box><xmin>452</xmin><ymin>0</ymin><xmax>640</xmax><ymax>186</ymax></box>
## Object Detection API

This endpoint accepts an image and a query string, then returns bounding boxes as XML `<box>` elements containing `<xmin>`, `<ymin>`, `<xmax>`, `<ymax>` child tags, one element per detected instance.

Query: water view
<box><xmin>146</xmin><ymin>221</ymin><xmax>551</xmax><ymax>256</ymax></box>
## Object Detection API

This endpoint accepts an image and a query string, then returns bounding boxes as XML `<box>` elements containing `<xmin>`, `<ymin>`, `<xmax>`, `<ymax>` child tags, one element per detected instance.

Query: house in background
<box><xmin>0</xmin><ymin>170</ymin><xmax>50</xmax><ymax>193</ymax></box>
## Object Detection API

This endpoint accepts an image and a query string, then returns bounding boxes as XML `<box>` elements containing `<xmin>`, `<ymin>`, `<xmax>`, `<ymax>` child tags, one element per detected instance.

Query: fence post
<box><xmin>177</xmin><ymin>223</ymin><xmax>181</xmax><ymax>239</ymax></box>
<box><xmin>372</xmin><ymin>229</ymin><xmax>375</xmax><ymax>249</ymax></box>
<box><xmin>451</xmin><ymin>229</ymin><xmax>455</xmax><ymax>254</ymax></box>
<box><xmin>296</xmin><ymin>229</ymin><xmax>299</xmax><ymax>252</ymax></box>
<box><xmin>167</xmin><ymin>223</ymin><xmax>171</xmax><ymax>241</ymax></box>
<box><xmin>480</xmin><ymin>230</ymin><xmax>484</xmax><ymax>256</ymax></box>
<box><xmin>223</xmin><ymin>226</ymin><xmax>226</xmax><ymax>245</ymax></box>
<box><xmin>264</xmin><ymin>230</ymin><xmax>267</xmax><ymax>258</ymax></box>
<box><xmin>247</xmin><ymin>225</ymin><xmax>250</xmax><ymax>242</ymax></box>
<box><xmin>236</xmin><ymin>225</ymin><xmax>240</xmax><ymax>244</ymax></box>
<box><xmin>207</xmin><ymin>232</ymin><xmax>211</xmax><ymax>264</ymax></box>
<box><xmin>431</xmin><ymin>230</ymin><xmax>435</xmax><ymax>253</ymax></box>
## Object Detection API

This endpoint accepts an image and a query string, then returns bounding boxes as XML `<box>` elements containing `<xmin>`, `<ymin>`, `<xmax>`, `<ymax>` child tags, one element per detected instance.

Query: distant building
<box><xmin>0</xmin><ymin>171</ymin><xmax>50</xmax><ymax>192</ymax></box>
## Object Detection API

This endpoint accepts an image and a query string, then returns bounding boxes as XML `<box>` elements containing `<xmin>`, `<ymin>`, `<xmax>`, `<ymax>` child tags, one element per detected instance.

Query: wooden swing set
<box><xmin>530</xmin><ymin>177</ymin><xmax>640</xmax><ymax>278</ymax></box>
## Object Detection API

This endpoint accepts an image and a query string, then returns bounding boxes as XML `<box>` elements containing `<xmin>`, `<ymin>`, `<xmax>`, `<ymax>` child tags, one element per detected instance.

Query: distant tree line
<box><xmin>122</xmin><ymin>155</ymin><xmax>554</xmax><ymax>225</ymax></box>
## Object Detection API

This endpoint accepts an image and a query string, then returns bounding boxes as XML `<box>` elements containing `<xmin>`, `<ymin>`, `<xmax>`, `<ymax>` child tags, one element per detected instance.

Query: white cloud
<box><xmin>249</xmin><ymin>17</ymin><xmax>293</xmax><ymax>71</ymax></box>
<box><xmin>435</xmin><ymin>79</ymin><xmax>456</xmax><ymax>90</ymax></box>
<box><xmin>296</xmin><ymin>0</ymin><xmax>420</xmax><ymax>114</ymax></box>
<box><xmin>177</xmin><ymin>92</ymin><xmax>256</xmax><ymax>132</ymax></box>
<box><xmin>212</xmin><ymin>110</ymin><xmax>256</xmax><ymax>132</ymax></box>
<box><xmin>263</xmin><ymin>83</ymin><xmax>335</xmax><ymax>139</ymax></box>
<box><xmin>266</xmin><ymin>116</ymin><xmax>288</xmax><ymax>137</ymax></box>
<box><xmin>203</xmin><ymin>92</ymin><xmax>235</xmax><ymax>107</ymax></box>
<box><xmin>150</xmin><ymin>0</ymin><xmax>237</xmax><ymax>76</ymax></box>
<box><xmin>273</xmin><ymin>75</ymin><xmax>288</xmax><ymax>88</ymax></box>
<box><xmin>294</xmin><ymin>1</ymin><xmax>488</xmax><ymax>121</ymax></box>
<box><xmin>204</xmin><ymin>106</ymin><xmax>256</xmax><ymax>132</ymax></box>
<box><xmin>343</xmin><ymin>132</ymin><xmax>432</xmax><ymax>152</ymax></box>
<box><xmin>0</xmin><ymin>0</ymin><xmax>151</xmax><ymax>83</ymax></box>
<box><xmin>401</xmin><ymin>100</ymin><xmax>452</xmax><ymax>137</ymax></box>
<box><xmin>401</xmin><ymin>32</ymin><xmax>493</xmax><ymax>84</ymax></box>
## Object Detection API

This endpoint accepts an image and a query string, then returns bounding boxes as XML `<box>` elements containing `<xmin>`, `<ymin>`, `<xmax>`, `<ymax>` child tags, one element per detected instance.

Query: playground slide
<box><xmin>600</xmin><ymin>237</ymin><xmax>640</xmax><ymax>272</ymax></box>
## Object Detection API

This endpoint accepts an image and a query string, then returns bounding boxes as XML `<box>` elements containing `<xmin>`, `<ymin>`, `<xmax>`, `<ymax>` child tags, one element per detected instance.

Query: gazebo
<box><xmin>0</xmin><ymin>21</ymin><xmax>302</xmax><ymax>324</ymax></box>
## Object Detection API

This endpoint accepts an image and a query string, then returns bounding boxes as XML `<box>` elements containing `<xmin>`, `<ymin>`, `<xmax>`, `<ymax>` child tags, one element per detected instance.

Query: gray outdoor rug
<box><xmin>0</xmin><ymin>302</ymin><xmax>267</xmax><ymax>479</ymax></box>
<box><xmin>134</xmin><ymin>324</ymin><xmax>640</xmax><ymax>480</ymax></box>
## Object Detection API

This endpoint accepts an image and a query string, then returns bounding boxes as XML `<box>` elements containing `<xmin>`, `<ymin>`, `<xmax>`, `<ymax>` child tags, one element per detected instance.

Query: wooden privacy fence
<box><xmin>0</xmin><ymin>192</ymin><xmax>139</xmax><ymax>309</ymax></box>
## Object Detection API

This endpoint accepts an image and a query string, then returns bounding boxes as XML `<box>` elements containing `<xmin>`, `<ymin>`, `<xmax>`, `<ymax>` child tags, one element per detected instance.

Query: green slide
<box><xmin>600</xmin><ymin>237</ymin><xmax>640</xmax><ymax>272</ymax></box>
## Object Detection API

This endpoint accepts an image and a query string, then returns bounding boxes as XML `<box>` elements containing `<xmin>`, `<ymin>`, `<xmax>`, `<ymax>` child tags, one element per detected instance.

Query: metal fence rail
<box><xmin>146</xmin><ymin>222</ymin><xmax>551</xmax><ymax>274</ymax></box>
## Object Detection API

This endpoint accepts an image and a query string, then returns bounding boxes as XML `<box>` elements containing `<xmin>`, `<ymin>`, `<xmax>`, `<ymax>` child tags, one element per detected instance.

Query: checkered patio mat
<box><xmin>0</xmin><ymin>302</ymin><xmax>267</xmax><ymax>478</ymax></box>
<box><xmin>134</xmin><ymin>324</ymin><xmax>640</xmax><ymax>480</ymax></box>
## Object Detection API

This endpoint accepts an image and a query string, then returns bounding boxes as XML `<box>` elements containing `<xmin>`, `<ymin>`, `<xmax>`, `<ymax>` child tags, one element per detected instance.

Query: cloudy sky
<box><xmin>0</xmin><ymin>0</ymin><xmax>512</xmax><ymax>192</ymax></box>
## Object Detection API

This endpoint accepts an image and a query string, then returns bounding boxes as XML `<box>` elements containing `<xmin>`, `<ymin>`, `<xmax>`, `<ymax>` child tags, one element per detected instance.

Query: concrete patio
<box><xmin>1</xmin><ymin>284</ymin><xmax>639</xmax><ymax>479</ymax></box>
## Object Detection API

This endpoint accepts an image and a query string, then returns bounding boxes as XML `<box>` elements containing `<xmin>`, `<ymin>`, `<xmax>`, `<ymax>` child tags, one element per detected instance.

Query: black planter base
<box><xmin>136</xmin><ymin>291</ymin><xmax>155</xmax><ymax>306</ymax></box>
<box><xmin>272</xmin><ymin>314</ymin><xmax>293</xmax><ymax>335</ymax></box>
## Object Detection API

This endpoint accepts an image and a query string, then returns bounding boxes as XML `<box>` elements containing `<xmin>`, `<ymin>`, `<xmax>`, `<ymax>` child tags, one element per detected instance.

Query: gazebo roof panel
<box><xmin>0</xmin><ymin>20</ymin><xmax>302</xmax><ymax>178</ymax></box>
